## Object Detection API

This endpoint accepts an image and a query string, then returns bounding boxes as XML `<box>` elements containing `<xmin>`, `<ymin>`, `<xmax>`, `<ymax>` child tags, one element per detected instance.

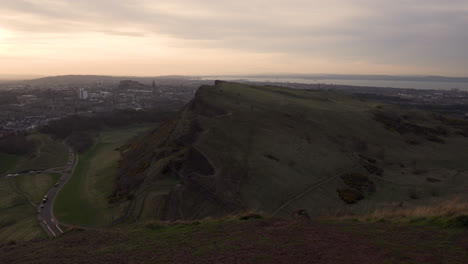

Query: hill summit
<box><xmin>115</xmin><ymin>81</ymin><xmax>468</xmax><ymax>221</ymax></box>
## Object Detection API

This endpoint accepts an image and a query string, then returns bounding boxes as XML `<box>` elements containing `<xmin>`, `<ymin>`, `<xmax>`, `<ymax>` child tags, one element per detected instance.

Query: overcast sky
<box><xmin>0</xmin><ymin>0</ymin><xmax>467</xmax><ymax>76</ymax></box>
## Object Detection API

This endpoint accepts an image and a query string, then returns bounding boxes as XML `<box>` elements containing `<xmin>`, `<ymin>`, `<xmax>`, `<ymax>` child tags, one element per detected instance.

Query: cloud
<box><xmin>1</xmin><ymin>0</ymin><xmax>468</xmax><ymax>75</ymax></box>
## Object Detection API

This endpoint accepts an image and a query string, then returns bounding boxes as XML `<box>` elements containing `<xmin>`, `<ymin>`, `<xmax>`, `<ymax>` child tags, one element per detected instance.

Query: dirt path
<box><xmin>271</xmin><ymin>165</ymin><xmax>360</xmax><ymax>217</ymax></box>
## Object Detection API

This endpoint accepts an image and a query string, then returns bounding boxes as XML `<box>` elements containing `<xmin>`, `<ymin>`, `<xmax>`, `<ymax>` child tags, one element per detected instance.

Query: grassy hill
<box><xmin>116</xmin><ymin>81</ymin><xmax>468</xmax><ymax>221</ymax></box>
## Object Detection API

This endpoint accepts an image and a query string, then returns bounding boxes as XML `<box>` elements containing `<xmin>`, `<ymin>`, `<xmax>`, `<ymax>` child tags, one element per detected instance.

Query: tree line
<box><xmin>40</xmin><ymin>108</ymin><xmax>174</xmax><ymax>152</ymax></box>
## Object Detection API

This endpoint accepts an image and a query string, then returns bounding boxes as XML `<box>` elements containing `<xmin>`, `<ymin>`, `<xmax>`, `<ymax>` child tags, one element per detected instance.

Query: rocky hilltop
<box><xmin>115</xmin><ymin>81</ymin><xmax>468</xmax><ymax>221</ymax></box>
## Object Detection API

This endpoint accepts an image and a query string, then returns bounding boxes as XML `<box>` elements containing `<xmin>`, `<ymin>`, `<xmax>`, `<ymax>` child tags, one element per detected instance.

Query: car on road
<box><xmin>40</xmin><ymin>204</ymin><xmax>44</xmax><ymax>208</ymax></box>
<box><xmin>54</xmin><ymin>183</ymin><xmax>59</xmax><ymax>187</ymax></box>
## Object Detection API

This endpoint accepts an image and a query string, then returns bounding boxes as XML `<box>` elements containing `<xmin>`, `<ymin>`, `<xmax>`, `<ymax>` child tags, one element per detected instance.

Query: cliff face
<box><xmin>115</xmin><ymin>83</ymin><xmax>245</xmax><ymax>220</ymax></box>
<box><xmin>116</xmin><ymin>81</ymin><xmax>468</xmax><ymax>221</ymax></box>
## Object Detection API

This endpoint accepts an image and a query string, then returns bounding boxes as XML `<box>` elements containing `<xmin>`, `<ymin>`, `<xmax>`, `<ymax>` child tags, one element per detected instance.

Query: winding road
<box><xmin>37</xmin><ymin>146</ymin><xmax>78</xmax><ymax>238</ymax></box>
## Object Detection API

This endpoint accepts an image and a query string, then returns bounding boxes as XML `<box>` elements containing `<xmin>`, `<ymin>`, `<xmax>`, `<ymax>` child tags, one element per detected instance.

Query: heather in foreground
<box><xmin>0</xmin><ymin>218</ymin><xmax>466</xmax><ymax>264</ymax></box>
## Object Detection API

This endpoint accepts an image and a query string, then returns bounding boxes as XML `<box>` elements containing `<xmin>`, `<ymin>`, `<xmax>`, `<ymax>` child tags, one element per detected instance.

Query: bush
<box><xmin>426</xmin><ymin>136</ymin><xmax>445</xmax><ymax>144</ymax></box>
<box><xmin>408</xmin><ymin>189</ymin><xmax>421</xmax><ymax>199</ymax></box>
<box><xmin>446</xmin><ymin>215</ymin><xmax>468</xmax><ymax>228</ymax></box>
<box><xmin>337</xmin><ymin>188</ymin><xmax>364</xmax><ymax>204</ymax></box>
<box><xmin>341</xmin><ymin>173</ymin><xmax>375</xmax><ymax>193</ymax></box>
<box><xmin>66</xmin><ymin>132</ymin><xmax>94</xmax><ymax>153</ymax></box>
<box><xmin>239</xmin><ymin>213</ymin><xmax>263</xmax><ymax>221</ymax></box>
<box><xmin>145</xmin><ymin>222</ymin><xmax>166</xmax><ymax>230</ymax></box>
<box><xmin>426</xmin><ymin>177</ymin><xmax>441</xmax><ymax>183</ymax></box>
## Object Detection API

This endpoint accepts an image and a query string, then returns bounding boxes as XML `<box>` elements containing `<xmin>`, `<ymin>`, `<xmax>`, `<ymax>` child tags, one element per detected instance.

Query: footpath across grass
<box><xmin>54</xmin><ymin>125</ymin><xmax>153</xmax><ymax>227</ymax></box>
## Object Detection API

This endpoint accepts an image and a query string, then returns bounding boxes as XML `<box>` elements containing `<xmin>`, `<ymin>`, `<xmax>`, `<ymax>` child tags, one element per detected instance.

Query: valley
<box><xmin>54</xmin><ymin>125</ymin><xmax>154</xmax><ymax>227</ymax></box>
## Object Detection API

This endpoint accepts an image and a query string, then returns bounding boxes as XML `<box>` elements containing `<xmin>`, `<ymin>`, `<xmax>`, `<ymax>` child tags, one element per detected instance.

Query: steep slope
<box><xmin>116</xmin><ymin>81</ymin><xmax>468</xmax><ymax>221</ymax></box>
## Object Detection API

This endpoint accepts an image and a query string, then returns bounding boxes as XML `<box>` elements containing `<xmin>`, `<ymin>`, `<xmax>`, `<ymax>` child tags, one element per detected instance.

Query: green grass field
<box><xmin>0</xmin><ymin>173</ymin><xmax>60</xmax><ymax>242</ymax></box>
<box><xmin>0</xmin><ymin>153</ymin><xmax>21</xmax><ymax>174</ymax></box>
<box><xmin>0</xmin><ymin>134</ymin><xmax>68</xmax><ymax>174</ymax></box>
<box><xmin>54</xmin><ymin>125</ymin><xmax>154</xmax><ymax>227</ymax></box>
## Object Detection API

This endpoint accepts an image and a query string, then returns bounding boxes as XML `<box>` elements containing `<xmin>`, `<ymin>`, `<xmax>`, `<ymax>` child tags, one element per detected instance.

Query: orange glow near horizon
<box><xmin>1</xmin><ymin>1</ymin><xmax>467</xmax><ymax>77</ymax></box>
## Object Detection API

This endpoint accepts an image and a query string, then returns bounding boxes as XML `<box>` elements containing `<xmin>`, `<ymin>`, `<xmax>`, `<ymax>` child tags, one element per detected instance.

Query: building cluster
<box><xmin>3</xmin><ymin>77</ymin><xmax>466</xmax><ymax>136</ymax></box>
<box><xmin>0</xmin><ymin>79</ymin><xmax>206</xmax><ymax>134</ymax></box>
<box><xmin>78</xmin><ymin>88</ymin><xmax>88</xmax><ymax>100</ymax></box>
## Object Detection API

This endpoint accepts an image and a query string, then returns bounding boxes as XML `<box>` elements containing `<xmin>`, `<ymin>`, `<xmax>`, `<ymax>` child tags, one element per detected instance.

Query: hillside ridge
<box><xmin>116</xmin><ymin>81</ymin><xmax>468</xmax><ymax>221</ymax></box>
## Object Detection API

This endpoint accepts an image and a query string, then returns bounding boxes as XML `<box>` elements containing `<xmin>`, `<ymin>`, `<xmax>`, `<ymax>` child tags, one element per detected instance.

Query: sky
<box><xmin>0</xmin><ymin>0</ymin><xmax>467</xmax><ymax>77</ymax></box>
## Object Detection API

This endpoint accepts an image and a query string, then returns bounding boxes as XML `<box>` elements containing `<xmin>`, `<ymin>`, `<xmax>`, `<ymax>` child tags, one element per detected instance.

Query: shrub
<box><xmin>408</xmin><ymin>189</ymin><xmax>421</xmax><ymax>199</ymax></box>
<box><xmin>405</xmin><ymin>138</ymin><xmax>421</xmax><ymax>145</ymax></box>
<box><xmin>426</xmin><ymin>136</ymin><xmax>445</xmax><ymax>143</ymax></box>
<box><xmin>235</xmin><ymin>210</ymin><xmax>264</xmax><ymax>220</ymax></box>
<box><xmin>413</xmin><ymin>169</ymin><xmax>428</xmax><ymax>175</ymax></box>
<box><xmin>337</xmin><ymin>188</ymin><xmax>364</xmax><ymax>204</ymax></box>
<box><xmin>66</xmin><ymin>132</ymin><xmax>94</xmax><ymax>153</ymax></box>
<box><xmin>445</xmin><ymin>215</ymin><xmax>468</xmax><ymax>228</ymax></box>
<box><xmin>239</xmin><ymin>213</ymin><xmax>263</xmax><ymax>221</ymax></box>
<box><xmin>426</xmin><ymin>177</ymin><xmax>441</xmax><ymax>183</ymax></box>
<box><xmin>145</xmin><ymin>222</ymin><xmax>166</xmax><ymax>230</ymax></box>
<box><xmin>341</xmin><ymin>173</ymin><xmax>375</xmax><ymax>193</ymax></box>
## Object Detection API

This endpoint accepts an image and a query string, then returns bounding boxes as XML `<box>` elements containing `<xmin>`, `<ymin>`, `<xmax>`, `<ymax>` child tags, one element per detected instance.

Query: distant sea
<box><xmin>203</xmin><ymin>77</ymin><xmax>468</xmax><ymax>91</ymax></box>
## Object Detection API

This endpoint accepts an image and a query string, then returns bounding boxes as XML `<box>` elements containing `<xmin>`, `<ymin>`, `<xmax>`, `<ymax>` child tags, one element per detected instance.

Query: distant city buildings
<box><xmin>78</xmin><ymin>88</ymin><xmax>88</xmax><ymax>100</ymax></box>
<box><xmin>17</xmin><ymin>95</ymin><xmax>38</xmax><ymax>104</ymax></box>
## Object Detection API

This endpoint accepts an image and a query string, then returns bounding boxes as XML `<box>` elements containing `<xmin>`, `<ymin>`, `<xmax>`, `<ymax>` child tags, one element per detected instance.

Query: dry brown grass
<box><xmin>367</xmin><ymin>198</ymin><xmax>466</xmax><ymax>218</ymax></box>
<box><xmin>332</xmin><ymin>198</ymin><xmax>468</xmax><ymax>228</ymax></box>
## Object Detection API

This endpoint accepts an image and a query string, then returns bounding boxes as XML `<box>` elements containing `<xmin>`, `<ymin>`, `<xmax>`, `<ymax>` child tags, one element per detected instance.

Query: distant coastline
<box><xmin>201</xmin><ymin>75</ymin><xmax>468</xmax><ymax>91</ymax></box>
